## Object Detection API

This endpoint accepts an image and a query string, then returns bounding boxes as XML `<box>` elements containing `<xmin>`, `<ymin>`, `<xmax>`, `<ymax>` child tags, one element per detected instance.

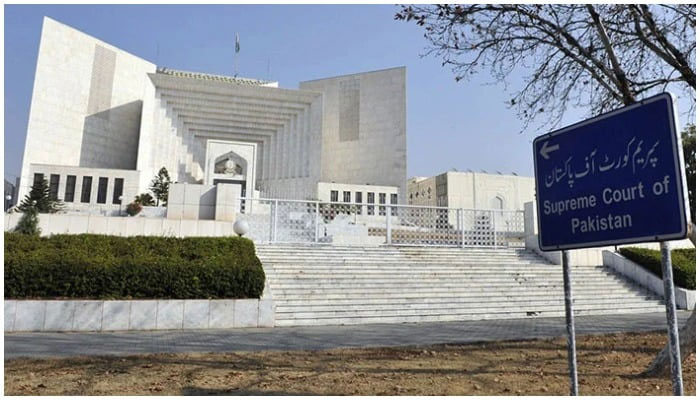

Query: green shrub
<box><xmin>619</xmin><ymin>247</ymin><xmax>695</xmax><ymax>290</ymax></box>
<box><xmin>125</xmin><ymin>201</ymin><xmax>142</xmax><ymax>216</ymax></box>
<box><xmin>4</xmin><ymin>233</ymin><xmax>265</xmax><ymax>299</ymax></box>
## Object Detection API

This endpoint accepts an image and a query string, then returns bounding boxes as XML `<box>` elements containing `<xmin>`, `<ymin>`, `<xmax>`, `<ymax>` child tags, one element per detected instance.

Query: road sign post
<box><xmin>660</xmin><ymin>241</ymin><xmax>683</xmax><ymax>395</ymax></box>
<box><xmin>561</xmin><ymin>250</ymin><xmax>579</xmax><ymax>396</ymax></box>
<box><xmin>533</xmin><ymin>93</ymin><xmax>689</xmax><ymax>396</ymax></box>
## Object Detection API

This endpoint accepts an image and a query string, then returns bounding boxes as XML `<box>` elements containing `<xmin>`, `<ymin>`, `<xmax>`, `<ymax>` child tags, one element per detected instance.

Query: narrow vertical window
<box><xmin>390</xmin><ymin>193</ymin><xmax>398</xmax><ymax>216</ymax></box>
<box><xmin>64</xmin><ymin>175</ymin><xmax>76</xmax><ymax>202</ymax></box>
<box><xmin>49</xmin><ymin>174</ymin><xmax>60</xmax><ymax>200</ymax></box>
<box><xmin>330</xmin><ymin>190</ymin><xmax>338</xmax><ymax>202</ymax></box>
<box><xmin>343</xmin><ymin>191</ymin><xmax>351</xmax><ymax>203</ymax></box>
<box><xmin>112</xmin><ymin>178</ymin><xmax>124</xmax><ymax>204</ymax></box>
<box><xmin>97</xmin><ymin>177</ymin><xmax>108</xmax><ymax>204</ymax></box>
<box><xmin>81</xmin><ymin>177</ymin><xmax>93</xmax><ymax>203</ymax></box>
<box><xmin>379</xmin><ymin>193</ymin><xmax>386</xmax><ymax>216</ymax></box>
<box><xmin>33</xmin><ymin>173</ymin><xmax>44</xmax><ymax>186</ymax></box>
<box><xmin>367</xmin><ymin>192</ymin><xmax>375</xmax><ymax>216</ymax></box>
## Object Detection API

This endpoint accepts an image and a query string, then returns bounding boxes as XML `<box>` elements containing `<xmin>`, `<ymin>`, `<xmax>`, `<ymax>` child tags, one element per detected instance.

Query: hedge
<box><xmin>619</xmin><ymin>247</ymin><xmax>695</xmax><ymax>290</ymax></box>
<box><xmin>4</xmin><ymin>233</ymin><xmax>265</xmax><ymax>299</ymax></box>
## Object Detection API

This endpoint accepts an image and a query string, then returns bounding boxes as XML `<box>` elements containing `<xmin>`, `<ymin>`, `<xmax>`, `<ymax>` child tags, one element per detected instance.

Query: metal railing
<box><xmin>235</xmin><ymin>197</ymin><xmax>525</xmax><ymax>248</ymax></box>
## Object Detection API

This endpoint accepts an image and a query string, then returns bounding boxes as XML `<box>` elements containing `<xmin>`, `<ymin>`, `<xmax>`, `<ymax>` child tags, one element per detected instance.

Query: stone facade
<box><xmin>19</xmin><ymin>17</ymin><xmax>155</xmax><ymax>203</ymax></box>
<box><xmin>18</xmin><ymin>17</ymin><xmax>407</xmax><ymax>210</ymax></box>
<box><xmin>408</xmin><ymin>171</ymin><xmax>535</xmax><ymax>211</ymax></box>
<box><xmin>300</xmin><ymin>68</ymin><xmax>407</xmax><ymax>203</ymax></box>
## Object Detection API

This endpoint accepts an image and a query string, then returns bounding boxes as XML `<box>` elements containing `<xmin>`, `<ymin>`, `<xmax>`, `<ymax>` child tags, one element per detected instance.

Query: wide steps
<box><xmin>257</xmin><ymin>245</ymin><xmax>663</xmax><ymax>326</ymax></box>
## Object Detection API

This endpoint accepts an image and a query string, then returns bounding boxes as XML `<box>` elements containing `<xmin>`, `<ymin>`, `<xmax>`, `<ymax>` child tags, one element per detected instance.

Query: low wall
<box><xmin>4</xmin><ymin>213</ymin><xmax>235</xmax><ymax>237</ymax></box>
<box><xmin>603</xmin><ymin>251</ymin><xmax>695</xmax><ymax>310</ymax></box>
<box><xmin>4</xmin><ymin>299</ymin><xmax>275</xmax><ymax>332</ymax></box>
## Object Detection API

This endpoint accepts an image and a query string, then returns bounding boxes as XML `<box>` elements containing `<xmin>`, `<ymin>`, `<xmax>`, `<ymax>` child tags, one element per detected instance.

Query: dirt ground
<box><xmin>4</xmin><ymin>331</ymin><xmax>695</xmax><ymax>396</ymax></box>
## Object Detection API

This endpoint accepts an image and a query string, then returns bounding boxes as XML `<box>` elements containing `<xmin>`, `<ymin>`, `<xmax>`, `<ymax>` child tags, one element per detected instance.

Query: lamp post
<box><xmin>118</xmin><ymin>195</ymin><xmax>123</xmax><ymax>216</ymax></box>
<box><xmin>5</xmin><ymin>194</ymin><xmax>11</xmax><ymax>212</ymax></box>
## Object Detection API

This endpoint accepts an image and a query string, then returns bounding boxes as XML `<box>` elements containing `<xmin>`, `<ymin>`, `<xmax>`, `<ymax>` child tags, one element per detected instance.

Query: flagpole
<box><xmin>234</xmin><ymin>33</ymin><xmax>240</xmax><ymax>77</ymax></box>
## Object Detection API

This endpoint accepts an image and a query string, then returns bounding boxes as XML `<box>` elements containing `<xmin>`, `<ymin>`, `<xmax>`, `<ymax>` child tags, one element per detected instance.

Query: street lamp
<box><xmin>233</xmin><ymin>220</ymin><xmax>249</xmax><ymax>237</ymax></box>
<box><xmin>5</xmin><ymin>194</ymin><xmax>11</xmax><ymax>212</ymax></box>
<box><xmin>118</xmin><ymin>195</ymin><xmax>123</xmax><ymax>216</ymax></box>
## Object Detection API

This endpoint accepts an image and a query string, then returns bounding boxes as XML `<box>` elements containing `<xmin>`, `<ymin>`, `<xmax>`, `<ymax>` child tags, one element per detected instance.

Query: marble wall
<box><xmin>19</xmin><ymin>17</ymin><xmax>155</xmax><ymax>202</ymax></box>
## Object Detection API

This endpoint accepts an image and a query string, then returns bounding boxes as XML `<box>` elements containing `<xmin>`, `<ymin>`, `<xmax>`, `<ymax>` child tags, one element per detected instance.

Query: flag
<box><xmin>235</xmin><ymin>33</ymin><xmax>240</xmax><ymax>53</ymax></box>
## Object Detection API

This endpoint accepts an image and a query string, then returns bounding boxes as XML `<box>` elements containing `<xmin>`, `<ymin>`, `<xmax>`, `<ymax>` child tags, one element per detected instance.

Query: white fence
<box><xmin>236</xmin><ymin>198</ymin><xmax>525</xmax><ymax>247</ymax></box>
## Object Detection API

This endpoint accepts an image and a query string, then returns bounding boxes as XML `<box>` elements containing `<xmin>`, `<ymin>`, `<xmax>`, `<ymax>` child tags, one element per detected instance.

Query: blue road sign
<box><xmin>533</xmin><ymin>93</ymin><xmax>689</xmax><ymax>251</ymax></box>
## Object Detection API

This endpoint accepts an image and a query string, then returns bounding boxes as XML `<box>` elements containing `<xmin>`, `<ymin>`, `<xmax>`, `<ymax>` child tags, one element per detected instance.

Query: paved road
<box><xmin>5</xmin><ymin>311</ymin><xmax>690</xmax><ymax>360</ymax></box>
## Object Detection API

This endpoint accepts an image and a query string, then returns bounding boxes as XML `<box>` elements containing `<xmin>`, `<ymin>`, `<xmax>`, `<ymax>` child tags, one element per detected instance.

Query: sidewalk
<box><xmin>4</xmin><ymin>311</ymin><xmax>690</xmax><ymax>359</ymax></box>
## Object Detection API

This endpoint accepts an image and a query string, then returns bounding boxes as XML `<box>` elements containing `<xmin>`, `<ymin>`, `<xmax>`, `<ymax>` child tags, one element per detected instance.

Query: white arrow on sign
<box><xmin>539</xmin><ymin>141</ymin><xmax>560</xmax><ymax>160</ymax></box>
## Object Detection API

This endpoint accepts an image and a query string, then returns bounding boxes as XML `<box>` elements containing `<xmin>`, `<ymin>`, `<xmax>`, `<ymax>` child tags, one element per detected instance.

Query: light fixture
<box><xmin>233</xmin><ymin>220</ymin><xmax>249</xmax><ymax>237</ymax></box>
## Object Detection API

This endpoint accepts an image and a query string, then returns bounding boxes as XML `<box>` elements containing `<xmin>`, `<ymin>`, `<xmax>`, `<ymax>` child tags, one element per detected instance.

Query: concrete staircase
<box><xmin>256</xmin><ymin>245</ymin><xmax>666</xmax><ymax>327</ymax></box>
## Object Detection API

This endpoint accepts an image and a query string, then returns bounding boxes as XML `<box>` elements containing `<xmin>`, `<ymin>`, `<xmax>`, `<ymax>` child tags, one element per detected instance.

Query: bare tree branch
<box><xmin>395</xmin><ymin>4</ymin><xmax>696</xmax><ymax>132</ymax></box>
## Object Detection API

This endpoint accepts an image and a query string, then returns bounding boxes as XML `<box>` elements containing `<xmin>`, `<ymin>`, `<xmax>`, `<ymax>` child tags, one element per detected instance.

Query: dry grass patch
<box><xmin>5</xmin><ymin>331</ymin><xmax>695</xmax><ymax>396</ymax></box>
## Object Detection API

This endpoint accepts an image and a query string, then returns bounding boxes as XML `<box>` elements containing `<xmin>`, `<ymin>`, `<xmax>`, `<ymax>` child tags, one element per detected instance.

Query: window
<box><xmin>390</xmin><ymin>193</ymin><xmax>398</xmax><ymax>216</ymax></box>
<box><xmin>112</xmin><ymin>178</ymin><xmax>124</xmax><ymax>204</ymax></box>
<box><xmin>379</xmin><ymin>193</ymin><xmax>386</xmax><ymax>216</ymax></box>
<box><xmin>97</xmin><ymin>177</ymin><xmax>108</xmax><ymax>204</ymax></box>
<box><xmin>81</xmin><ymin>176</ymin><xmax>93</xmax><ymax>203</ymax></box>
<box><xmin>355</xmin><ymin>192</ymin><xmax>363</xmax><ymax>214</ymax></box>
<box><xmin>33</xmin><ymin>173</ymin><xmax>44</xmax><ymax>186</ymax></box>
<box><xmin>343</xmin><ymin>191</ymin><xmax>351</xmax><ymax>203</ymax></box>
<box><xmin>64</xmin><ymin>175</ymin><xmax>76</xmax><ymax>202</ymax></box>
<box><xmin>330</xmin><ymin>190</ymin><xmax>338</xmax><ymax>202</ymax></box>
<box><xmin>367</xmin><ymin>192</ymin><xmax>375</xmax><ymax>215</ymax></box>
<box><xmin>49</xmin><ymin>174</ymin><xmax>60</xmax><ymax>200</ymax></box>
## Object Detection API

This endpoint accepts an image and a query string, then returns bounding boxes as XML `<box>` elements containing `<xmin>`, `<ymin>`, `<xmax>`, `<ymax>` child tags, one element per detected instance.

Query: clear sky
<box><xmin>3</xmin><ymin>4</ymin><xmax>694</xmax><ymax>184</ymax></box>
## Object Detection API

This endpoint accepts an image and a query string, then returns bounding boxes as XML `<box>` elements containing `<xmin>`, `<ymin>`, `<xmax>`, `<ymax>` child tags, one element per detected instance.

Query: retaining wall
<box><xmin>603</xmin><ymin>250</ymin><xmax>695</xmax><ymax>310</ymax></box>
<box><xmin>4</xmin><ymin>213</ymin><xmax>234</xmax><ymax>237</ymax></box>
<box><xmin>4</xmin><ymin>299</ymin><xmax>275</xmax><ymax>332</ymax></box>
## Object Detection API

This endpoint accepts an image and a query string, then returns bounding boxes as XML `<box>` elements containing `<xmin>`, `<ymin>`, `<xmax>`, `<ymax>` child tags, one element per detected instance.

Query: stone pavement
<box><xmin>4</xmin><ymin>311</ymin><xmax>690</xmax><ymax>360</ymax></box>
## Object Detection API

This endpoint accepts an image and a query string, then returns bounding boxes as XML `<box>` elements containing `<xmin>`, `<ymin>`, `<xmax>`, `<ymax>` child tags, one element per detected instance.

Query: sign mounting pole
<box><xmin>660</xmin><ymin>241</ymin><xmax>683</xmax><ymax>395</ymax></box>
<box><xmin>561</xmin><ymin>250</ymin><xmax>579</xmax><ymax>396</ymax></box>
<box><xmin>532</xmin><ymin>93</ymin><xmax>690</xmax><ymax>396</ymax></box>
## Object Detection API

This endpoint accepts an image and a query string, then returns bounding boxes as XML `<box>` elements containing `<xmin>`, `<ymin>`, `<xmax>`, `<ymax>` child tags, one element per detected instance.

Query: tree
<box><xmin>396</xmin><ymin>3</ymin><xmax>696</xmax><ymax>378</ymax></box>
<box><xmin>682</xmin><ymin>125</ymin><xmax>695</xmax><ymax>222</ymax></box>
<box><xmin>18</xmin><ymin>177</ymin><xmax>62</xmax><ymax>213</ymax></box>
<box><xmin>14</xmin><ymin>207</ymin><xmax>40</xmax><ymax>236</ymax></box>
<box><xmin>150</xmin><ymin>167</ymin><xmax>171</xmax><ymax>206</ymax></box>
<box><xmin>395</xmin><ymin>4</ymin><xmax>695</xmax><ymax>131</ymax></box>
<box><xmin>134</xmin><ymin>193</ymin><xmax>156</xmax><ymax>207</ymax></box>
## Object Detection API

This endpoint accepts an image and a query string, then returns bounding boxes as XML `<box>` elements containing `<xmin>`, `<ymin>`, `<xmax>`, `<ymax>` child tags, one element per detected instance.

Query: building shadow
<box><xmin>80</xmin><ymin>100</ymin><xmax>143</xmax><ymax>169</ymax></box>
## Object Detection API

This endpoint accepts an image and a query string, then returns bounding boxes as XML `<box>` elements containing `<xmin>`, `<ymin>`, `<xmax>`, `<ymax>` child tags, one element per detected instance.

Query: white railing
<box><xmin>235</xmin><ymin>198</ymin><xmax>525</xmax><ymax>248</ymax></box>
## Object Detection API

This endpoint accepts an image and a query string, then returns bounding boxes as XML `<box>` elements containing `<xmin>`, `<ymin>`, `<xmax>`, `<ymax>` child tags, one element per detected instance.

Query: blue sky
<box><xmin>3</xmin><ymin>4</ymin><xmax>694</xmax><ymax>184</ymax></box>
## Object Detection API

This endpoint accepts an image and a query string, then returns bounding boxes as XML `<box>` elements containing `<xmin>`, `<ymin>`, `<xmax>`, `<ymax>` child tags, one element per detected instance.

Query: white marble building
<box><xmin>408</xmin><ymin>171</ymin><xmax>535</xmax><ymax>211</ymax></box>
<box><xmin>18</xmin><ymin>17</ymin><xmax>406</xmax><ymax>210</ymax></box>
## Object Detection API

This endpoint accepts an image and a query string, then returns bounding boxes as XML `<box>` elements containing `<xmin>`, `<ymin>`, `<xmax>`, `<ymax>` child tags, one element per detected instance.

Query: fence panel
<box><xmin>236</xmin><ymin>198</ymin><xmax>524</xmax><ymax>248</ymax></box>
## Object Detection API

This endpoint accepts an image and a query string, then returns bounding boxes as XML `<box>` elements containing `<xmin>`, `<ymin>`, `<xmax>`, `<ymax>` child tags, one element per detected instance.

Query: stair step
<box><xmin>277</xmin><ymin>299</ymin><xmax>662</xmax><ymax>313</ymax></box>
<box><xmin>274</xmin><ymin>307</ymin><xmax>667</xmax><ymax>326</ymax></box>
